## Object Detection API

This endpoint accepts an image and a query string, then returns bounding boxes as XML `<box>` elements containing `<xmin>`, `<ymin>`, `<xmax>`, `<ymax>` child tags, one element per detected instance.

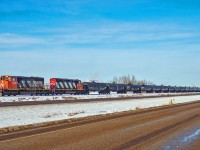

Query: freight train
<box><xmin>0</xmin><ymin>75</ymin><xmax>200</xmax><ymax>96</ymax></box>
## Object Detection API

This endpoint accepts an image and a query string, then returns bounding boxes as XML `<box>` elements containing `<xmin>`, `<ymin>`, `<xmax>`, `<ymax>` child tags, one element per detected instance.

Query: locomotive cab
<box><xmin>77</xmin><ymin>80</ymin><xmax>84</xmax><ymax>90</ymax></box>
<box><xmin>0</xmin><ymin>76</ymin><xmax>8</xmax><ymax>90</ymax></box>
<box><xmin>0</xmin><ymin>76</ymin><xmax>16</xmax><ymax>90</ymax></box>
<box><xmin>0</xmin><ymin>75</ymin><xmax>18</xmax><ymax>96</ymax></box>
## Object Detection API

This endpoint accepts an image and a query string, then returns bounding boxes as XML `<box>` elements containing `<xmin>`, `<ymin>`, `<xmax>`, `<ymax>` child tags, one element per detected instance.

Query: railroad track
<box><xmin>1</xmin><ymin>100</ymin><xmax>200</xmax><ymax>150</ymax></box>
<box><xmin>1</xmin><ymin>93</ymin><xmax>200</xmax><ymax>107</ymax></box>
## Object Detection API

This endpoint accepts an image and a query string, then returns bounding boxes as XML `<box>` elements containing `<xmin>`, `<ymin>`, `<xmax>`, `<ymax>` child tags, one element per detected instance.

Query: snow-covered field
<box><xmin>0</xmin><ymin>92</ymin><xmax>198</xmax><ymax>102</ymax></box>
<box><xmin>0</xmin><ymin>95</ymin><xmax>200</xmax><ymax>128</ymax></box>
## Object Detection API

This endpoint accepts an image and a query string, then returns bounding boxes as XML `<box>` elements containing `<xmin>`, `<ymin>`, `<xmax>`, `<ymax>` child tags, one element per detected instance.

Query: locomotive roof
<box><xmin>1</xmin><ymin>75</ymin><xmax>44</xmax><ymax>79</ymax></box>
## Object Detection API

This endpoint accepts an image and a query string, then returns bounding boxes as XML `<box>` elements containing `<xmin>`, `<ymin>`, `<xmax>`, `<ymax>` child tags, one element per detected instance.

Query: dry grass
<box><xmin>135</xmin><ymin>107</ymin><xmax>141</xmax><ymax>111</ymax></box>
<box><xmin>62</xmin><ymin>97</ymin><xmax>78</xmax><ymax>100</ymax></box>
<box><xmin>68</xmin><ymin>111</ymin><xmax>85</xmax><ymax>117</ymax></box>
<box><xmin>42</xmin><ymin>113</ymin><xmax>61</xmax><ymax>118</ymax></box>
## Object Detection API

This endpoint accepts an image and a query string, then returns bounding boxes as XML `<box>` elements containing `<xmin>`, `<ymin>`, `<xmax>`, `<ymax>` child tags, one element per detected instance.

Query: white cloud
<box><xmin>0</xmin><ymin>33</ymin><xmax>46</xmax><ymax>46</ymax></box>
<box><xmin>0</xmin><ymin>22</ymin><xmax>198</xmax><ymax>49</ymax></box>
<box><xmin>44</xmin><ymin>22</ymin><xmax>197</xmax><ymax>44</ymax></box>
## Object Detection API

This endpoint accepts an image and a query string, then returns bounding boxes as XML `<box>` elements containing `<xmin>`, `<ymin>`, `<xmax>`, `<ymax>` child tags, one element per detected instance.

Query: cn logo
<box><xmin>51</xmin><ymin>82</ymin><xmax>56</xmax><ymax>86</ymax></box>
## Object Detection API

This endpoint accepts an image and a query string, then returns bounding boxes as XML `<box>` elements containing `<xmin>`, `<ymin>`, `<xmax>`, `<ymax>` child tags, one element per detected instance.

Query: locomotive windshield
<box><xmin>1</xmin><ymin>76</ymin><xmax>6</xmax><ymax>80</ymax></box>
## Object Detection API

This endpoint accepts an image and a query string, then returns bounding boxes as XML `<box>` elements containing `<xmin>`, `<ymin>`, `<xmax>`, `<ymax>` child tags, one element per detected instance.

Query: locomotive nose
<box><xmin>0</xmin><ymin>80</ymin><xmax>8</xmax><ymax>89</ymax></box>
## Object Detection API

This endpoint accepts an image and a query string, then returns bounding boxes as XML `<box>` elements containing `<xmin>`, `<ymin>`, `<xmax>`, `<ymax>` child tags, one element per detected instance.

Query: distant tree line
<box><xmin>111</xmin><ymin>74</ymin><xmax>154</xmax><ymax>85</ymax></box>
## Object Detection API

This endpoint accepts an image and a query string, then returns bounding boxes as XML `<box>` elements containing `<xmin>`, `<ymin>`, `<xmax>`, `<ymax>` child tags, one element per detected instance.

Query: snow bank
<box><xmin>0</xmin><ymin>92</ymin><xmax>198</xmax><ymax>102</ymax></box>
<box><xmin>0</xmin><ymin>95</ymin><xmax>200</xmax><ymax>128</ymax></box>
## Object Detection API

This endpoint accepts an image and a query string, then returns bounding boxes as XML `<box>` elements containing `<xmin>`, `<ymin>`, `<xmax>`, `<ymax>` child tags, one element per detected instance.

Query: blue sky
<box><xmin>0</xmin><ymin>0</ymin><xmax>200</xmax><ymax>86</ymax></box>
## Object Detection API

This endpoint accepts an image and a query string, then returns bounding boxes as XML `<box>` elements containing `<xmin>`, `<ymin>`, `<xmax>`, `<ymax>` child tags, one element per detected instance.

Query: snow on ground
<box><xmin>0</xmin><ymin>95</ymin><xmax>200</xmax><ymax>128</ymax></box>
<box><xmin>0</xmin><ymin>92</ymin><xmax>198</xmax><ymax>102</ymax></box>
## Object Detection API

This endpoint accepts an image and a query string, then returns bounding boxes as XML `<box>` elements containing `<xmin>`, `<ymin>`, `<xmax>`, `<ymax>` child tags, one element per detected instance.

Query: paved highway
<box><xmin>1</xmin><ymin>101</ymin><xmax>200</xmax><ymax>150</ymax></box>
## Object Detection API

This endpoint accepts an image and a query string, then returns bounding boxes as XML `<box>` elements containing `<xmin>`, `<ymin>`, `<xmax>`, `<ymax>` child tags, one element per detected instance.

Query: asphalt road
<box><xmin>1</xmin><ymin>101</ymin><xmax>200</xmax><ymax>150</ymax></box>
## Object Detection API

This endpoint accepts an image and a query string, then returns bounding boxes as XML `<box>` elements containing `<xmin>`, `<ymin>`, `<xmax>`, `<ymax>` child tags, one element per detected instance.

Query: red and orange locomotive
<box><xmin>50</xmin><ymin>78</ymin><xmax>87</xmax><ymax>95</ymax></box>
<box><xmin>0</xmin><ymin>75</ymin><xmax>46</xmax><ymax>96</ymax></box>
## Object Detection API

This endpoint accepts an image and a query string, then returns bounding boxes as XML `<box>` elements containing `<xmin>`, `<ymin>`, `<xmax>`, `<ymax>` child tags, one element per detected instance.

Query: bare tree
<box><xmin>111</xmin><ymin>74</ymin><xmax>154</xmax><ymax>85</ymax></box>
